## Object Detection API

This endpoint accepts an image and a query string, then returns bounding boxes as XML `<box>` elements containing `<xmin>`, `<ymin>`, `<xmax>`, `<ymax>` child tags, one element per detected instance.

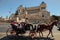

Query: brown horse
<box><xmin>37</xmin><ymin>20</ymin><xmax>58</xmax><ymax>37</ymax></box>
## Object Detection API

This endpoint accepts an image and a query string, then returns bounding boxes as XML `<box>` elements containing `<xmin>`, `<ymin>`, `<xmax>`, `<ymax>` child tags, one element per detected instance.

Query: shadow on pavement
<box><xmin>0</xmin><ymin>35</ymin><xmax>54</xmax><ymax>40</ymax></box>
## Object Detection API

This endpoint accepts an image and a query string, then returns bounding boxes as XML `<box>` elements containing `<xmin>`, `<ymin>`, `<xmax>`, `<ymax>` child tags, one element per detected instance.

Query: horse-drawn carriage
<box><xmin>6</xmin><ymin>22</ymin><xmax>34</xmax><ymax>36</ymax></box>
<box><xmin>6</xmin><ymin>20</ymin><xmax>58</xmax><ymax>38</ymax></box>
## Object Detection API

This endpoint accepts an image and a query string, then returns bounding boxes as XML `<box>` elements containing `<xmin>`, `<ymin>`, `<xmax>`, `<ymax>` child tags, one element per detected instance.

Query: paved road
<box><xmin>0</xmin><ymin>23</ymin><xmax>10</xmax><ymax>32</ymax></box>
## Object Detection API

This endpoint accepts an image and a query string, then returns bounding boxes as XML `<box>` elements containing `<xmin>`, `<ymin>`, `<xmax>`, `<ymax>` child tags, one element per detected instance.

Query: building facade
<box><xmin>9</xmin><ymin>2</ymin><xmax>50</xmax><ymax>24</ymax></box>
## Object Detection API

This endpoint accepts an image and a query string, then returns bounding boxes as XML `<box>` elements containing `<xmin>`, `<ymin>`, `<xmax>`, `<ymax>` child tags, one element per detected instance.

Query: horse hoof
<box><xmin>51</xmin><ymin>37</ymin><xmax>54</xmax><ymax>40</ymax></box>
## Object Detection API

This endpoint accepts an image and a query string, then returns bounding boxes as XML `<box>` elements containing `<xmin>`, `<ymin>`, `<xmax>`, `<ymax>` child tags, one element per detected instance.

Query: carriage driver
<box><xmin>17</xmin><ymin>18</ymin><xmax>30</xmax><ymax>29</ymax></box>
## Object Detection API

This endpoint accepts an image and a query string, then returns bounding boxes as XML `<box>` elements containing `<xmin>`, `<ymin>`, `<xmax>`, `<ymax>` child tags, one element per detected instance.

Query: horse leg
<box><xmin>41</xmin><ymin>31</ymin><xmax>43</xmax><ymax>37</ymax></box>
<box><xmin>35</xmin><ymin>31</ymin><xmax>37</xmax><ymax>37</ymax></box>
<box><xmin>29</xmin><ymin>31</ymin><xmax>31</xmax><ymax>37</ymax></box>
<box><xmin>47</xmin><ymin>30</ymin><xmax>50</xmax><ymax>37</ymax></box>
<box><xmin>38</xmin><ymin>31</ymin><xmax>41</xmax><ymax>37</ymax></box>
<box><xmin>51</xmin><ymin>30</ymin><xmax>54</xmax><ymax>37</ymax></box>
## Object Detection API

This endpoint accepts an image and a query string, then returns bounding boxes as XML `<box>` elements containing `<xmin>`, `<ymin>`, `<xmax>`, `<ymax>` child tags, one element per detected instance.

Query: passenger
<box><xmin>10</xmin><ymin>21</ymin><xmax>18</xmax><ymax>32</ymax></box>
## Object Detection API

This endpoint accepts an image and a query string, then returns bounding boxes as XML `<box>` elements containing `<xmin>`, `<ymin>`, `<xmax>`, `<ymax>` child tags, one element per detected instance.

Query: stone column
<box><xmin>16</xmin><ymin>16</ymin><xmax>19</xmax><ymax>22</ymax></box>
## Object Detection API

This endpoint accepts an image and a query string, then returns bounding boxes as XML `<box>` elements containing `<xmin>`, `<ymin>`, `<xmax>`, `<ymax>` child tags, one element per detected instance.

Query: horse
<box><xmin>37</xmin><ymin>20</ymin><xmax>58</xmax><ymax>37</ymax></box>
<box><xmin>25</xmin><ymin>24</ymin><xmax>33</xmax><ymax>31</ymax></box>
<box><xmin>29</xmin><ymin>25</ymin><xmax>37</xmax><ymax>38</ymax></box>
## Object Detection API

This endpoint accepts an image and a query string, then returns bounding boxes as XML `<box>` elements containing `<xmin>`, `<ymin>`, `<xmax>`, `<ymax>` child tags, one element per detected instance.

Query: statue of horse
<box><xmin>37</xmin><ymin>20</ymin><xmax>58</xmax><ymax>37</ymax></box>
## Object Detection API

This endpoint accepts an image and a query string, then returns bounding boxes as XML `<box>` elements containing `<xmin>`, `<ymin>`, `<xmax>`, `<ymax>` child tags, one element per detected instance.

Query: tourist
<box><xmin>10</xmin><ymin>21</ymin><xmax>18</xmax><ymax>32</ymax></box>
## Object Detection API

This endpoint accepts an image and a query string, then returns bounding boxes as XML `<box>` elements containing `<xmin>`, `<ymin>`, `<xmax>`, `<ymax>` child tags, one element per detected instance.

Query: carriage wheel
<box><xmin>6</xmin><ymin>28</ymin><xmax>12</xmax><ymax>36</ymax></box>
<box><xmin>6</xmin><ymin>28</ymin><xmax>16</xmax><ymax>36</ymax></box>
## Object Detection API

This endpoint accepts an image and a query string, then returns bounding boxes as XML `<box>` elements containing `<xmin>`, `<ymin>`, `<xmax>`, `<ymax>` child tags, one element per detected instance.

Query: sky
<box><xmin>0</xmin><ymin>0</ymin><xmax>60</xmax><ymax>18</ymax></box>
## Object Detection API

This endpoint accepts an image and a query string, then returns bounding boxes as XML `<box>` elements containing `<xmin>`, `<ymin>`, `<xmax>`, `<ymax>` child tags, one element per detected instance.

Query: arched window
<box><xmin>42</xmin><ymin>14</ymin><xmax>44</xmax><ymax>17</ymax></box>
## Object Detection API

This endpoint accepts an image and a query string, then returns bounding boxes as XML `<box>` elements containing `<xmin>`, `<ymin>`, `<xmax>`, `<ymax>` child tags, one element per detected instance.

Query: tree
<box><xmin>52</xmin><ymin>15</ymin><xmax>59</xmax><ymax>20</ymax></box>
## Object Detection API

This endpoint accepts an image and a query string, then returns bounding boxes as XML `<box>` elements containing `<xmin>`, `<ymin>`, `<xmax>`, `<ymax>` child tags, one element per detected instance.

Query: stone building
<box><xmin>9</xmin><ymin>2</ymin><xmax>50</xmax><ymax>24</ymax></box>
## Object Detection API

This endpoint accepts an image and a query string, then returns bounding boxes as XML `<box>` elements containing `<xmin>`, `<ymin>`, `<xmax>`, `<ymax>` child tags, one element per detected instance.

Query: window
<box><xmin>41</xmin><ymin>7</ymin><xmax>45</xmax><ymax>9</ymax></box>
<box><xmin>28</xmin><ymin>10</ymin><xmax>40</xmax><ymax>14</ymax></box>
<box><xmin>42</xmin><ymin>14</ymin><xmax>44</xmax><ymax>17</ymax></box>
